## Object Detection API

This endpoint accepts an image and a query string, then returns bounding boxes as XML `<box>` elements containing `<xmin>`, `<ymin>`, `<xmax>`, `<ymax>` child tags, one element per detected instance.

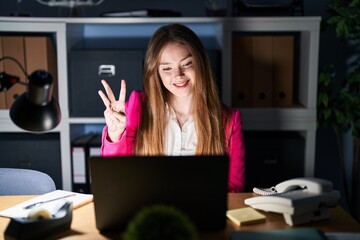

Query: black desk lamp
<box><xmin>1</xmin><ymin>56</ymin><xmax>61</xmax><ymax>132</ymax></box>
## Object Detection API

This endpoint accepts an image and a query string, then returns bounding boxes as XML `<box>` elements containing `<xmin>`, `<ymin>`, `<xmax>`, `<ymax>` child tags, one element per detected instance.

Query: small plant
<box><xmin>123</xmin><ymin>205</ymin><xmax>197</xmax><ymax>240</ymax></box>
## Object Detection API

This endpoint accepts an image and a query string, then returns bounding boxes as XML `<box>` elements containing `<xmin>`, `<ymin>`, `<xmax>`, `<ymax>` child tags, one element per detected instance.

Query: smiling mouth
<box><xmin>174</xmin><ymin>80</ymin><xmax>189</xmax><ymax>88</ymax></box>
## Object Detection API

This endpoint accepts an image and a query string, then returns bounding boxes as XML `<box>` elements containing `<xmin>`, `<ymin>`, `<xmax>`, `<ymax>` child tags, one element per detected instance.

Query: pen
<box><xmin>23</xmin><ymin>194</ymin><xmax>77</xmax><ymax>210</ymax></box>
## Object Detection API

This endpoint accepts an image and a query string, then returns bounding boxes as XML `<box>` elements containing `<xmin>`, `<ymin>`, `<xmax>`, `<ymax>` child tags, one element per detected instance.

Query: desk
<box><xmin>1</xmin><ymin>193</ymin><xmax>359</xmax><ymax>239</ymax></box>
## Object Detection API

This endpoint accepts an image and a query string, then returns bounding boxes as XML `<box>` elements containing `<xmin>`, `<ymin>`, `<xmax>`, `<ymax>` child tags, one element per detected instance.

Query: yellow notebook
<box><xmin>226</xmin><ymin>207</ymin><xmax>266</xmax><ymax>226</ymax></box>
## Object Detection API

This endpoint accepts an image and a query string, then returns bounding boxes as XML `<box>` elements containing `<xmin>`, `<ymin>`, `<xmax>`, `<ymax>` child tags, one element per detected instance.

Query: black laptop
<box><xmin>89</xmin><ymin>155</ymin><xmax>229</xmax><ymax>233</ymax></box>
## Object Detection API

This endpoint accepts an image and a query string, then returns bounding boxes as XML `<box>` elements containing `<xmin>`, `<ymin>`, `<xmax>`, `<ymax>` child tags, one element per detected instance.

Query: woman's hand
<box><xmin>98</xmin><ymin>79</ymin><xmax>127</xmax><ymax>142</ymax></box>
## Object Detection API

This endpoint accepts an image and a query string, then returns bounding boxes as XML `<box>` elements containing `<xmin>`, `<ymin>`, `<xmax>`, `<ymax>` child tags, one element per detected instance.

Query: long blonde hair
<box><xmin>134</xmin><ymin>24</ymin><xmax>228</xmax><ymax>155</ymax></box>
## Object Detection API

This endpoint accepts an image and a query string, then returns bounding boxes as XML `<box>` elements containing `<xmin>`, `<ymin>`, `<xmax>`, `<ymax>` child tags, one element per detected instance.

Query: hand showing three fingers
<box><xmin>98</xmin><ymin>79</ymin><xmax>127</xmax><ymax>142</ymax></box>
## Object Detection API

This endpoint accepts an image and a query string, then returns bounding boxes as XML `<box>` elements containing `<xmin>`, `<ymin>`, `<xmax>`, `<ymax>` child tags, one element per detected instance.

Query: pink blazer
<box><xmin>101</xmin><ymin>91</ymin><xmax>246</xmax><ymax>192</ymax></box>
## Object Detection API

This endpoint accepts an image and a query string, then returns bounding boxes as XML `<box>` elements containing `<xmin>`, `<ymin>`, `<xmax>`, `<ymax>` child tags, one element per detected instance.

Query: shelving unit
<box><xmin>0</xmin><ymin>16</ymin><xmax>321</xmax><ymax>191</ymax></box>
<box><xmin>222</xmin><ymin>17</ymin><xmax>320</xmax><ymax>181</ymax></box>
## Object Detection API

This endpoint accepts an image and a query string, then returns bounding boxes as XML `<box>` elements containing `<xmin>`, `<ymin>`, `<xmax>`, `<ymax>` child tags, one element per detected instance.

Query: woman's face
<box><xmin>158</xmin><ymin>42</ymin><xmax>196</xmax><ymax>99</ymax></box>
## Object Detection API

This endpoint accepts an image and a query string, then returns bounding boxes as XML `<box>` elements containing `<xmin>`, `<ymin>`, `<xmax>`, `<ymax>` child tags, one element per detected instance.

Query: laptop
<box><xmin>89</xmin><ymin>155</ymin><xmax>229</xmax><ymax>233</ymax></box>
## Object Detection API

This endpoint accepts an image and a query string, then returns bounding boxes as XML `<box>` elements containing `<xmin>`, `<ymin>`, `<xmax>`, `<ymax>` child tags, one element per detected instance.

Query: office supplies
<box><xmin>89</xmin><ymin>155</ymin><xmax>229</xmax><ymax>233</ymax></box>
<box><xmin>272</xmin><ymin>35</ymin><xmax>294</xmax><ymax>107</ymax></box>
<box><xmin>232</xmin><ymin>35</ymin><xmax>253</xmax><ymax>107</ymax></box>
<box><xmin>252</xmin><ymin>36</ymin><xmax>273</xmax><ymax>107</ymax></box>
<box><xmin>23</xmin><ymin>193</ymin><xmax>76</xmax><ymax>209</ymax></box>
<box><xmin>71</xmin><ymin>134</ymin><xmax>96</xmax><ymax>193</ymax></box>
<box><xmin>88</xmin><ymin>134</ymin><xmax>102</xmax><ymax>157</ymax></box>
<box><xmin>0</xmin><ymin>190</ymin><xmax>93</xmax><ymax>219</ymax></box>
<box><xmin>226</xmin><ymin>207</ymin><xmax>266</xmax><ymax>226</ymax></box>
<box><xmin>27</xmin><ymin>207</ymin><xmax>53</xmax><ymax>220</ymax></box>
<box><xmin>1</xmin><ymin>193</ymin><xmax>360</xmax><ymax>239</ymax></box>
<box><xmin>4</xmin><ymin>202</ymin><xmax>73</xmax><ymax>240</ymax></box>
<box><xmin>71</xmin><ymin>133</ymin><xmax>101</xmax><ymax>193</ymax></box>
<box><xmin>245</xmin><ymin>177</ymin><xmax>341</xmax><ymax>226</ymax></box>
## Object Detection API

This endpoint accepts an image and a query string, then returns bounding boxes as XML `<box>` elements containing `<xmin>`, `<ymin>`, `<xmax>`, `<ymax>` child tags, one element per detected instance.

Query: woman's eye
<box><xmin>183</xmin><ymin>61</ymin><xmax>193</xmax><ymax>67</ymax></box>
<box><xmin>162</xmin><ymin>67</ymin><xmax>172</xmax><ymax>72</ymax></box>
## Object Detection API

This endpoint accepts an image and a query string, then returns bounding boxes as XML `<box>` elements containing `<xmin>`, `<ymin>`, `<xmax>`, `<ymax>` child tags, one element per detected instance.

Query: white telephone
<box><xmin>244</xmin><ymin>177</ymin><xmax>341</xmax><ymax>226</ymax></box>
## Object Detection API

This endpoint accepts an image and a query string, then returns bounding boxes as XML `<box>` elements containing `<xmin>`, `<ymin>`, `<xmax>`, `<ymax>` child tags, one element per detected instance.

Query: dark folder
<box><xmin>71</xmin><ymin>134</ymin><xmax>97</xmax><ymax>193</ymax></box>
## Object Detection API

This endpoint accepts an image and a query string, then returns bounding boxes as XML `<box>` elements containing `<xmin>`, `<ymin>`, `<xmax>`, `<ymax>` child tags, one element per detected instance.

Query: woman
<box><xmin>98</xmin><ymin>23</ymin><xmax>245</xmax><ymax>192</ymax></box>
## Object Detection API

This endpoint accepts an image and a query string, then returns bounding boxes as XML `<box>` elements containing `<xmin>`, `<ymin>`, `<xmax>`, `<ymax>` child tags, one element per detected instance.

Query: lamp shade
<box><xmin>9</xmin><ymin>70</ymin><xmax>61</xmax><ymax>132</ymax></box>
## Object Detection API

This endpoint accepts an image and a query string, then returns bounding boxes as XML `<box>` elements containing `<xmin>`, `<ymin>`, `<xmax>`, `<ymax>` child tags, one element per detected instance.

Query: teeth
<box><xmin>174</xmin><ymin>81</ymin><xmax>187</xmax><ymax>87</ymax></box>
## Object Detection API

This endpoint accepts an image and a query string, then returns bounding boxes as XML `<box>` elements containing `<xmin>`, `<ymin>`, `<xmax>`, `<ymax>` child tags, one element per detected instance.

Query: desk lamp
<box><xmin>0</xmin><ymin>56</ymin><xmax>61</xmax><ymax>132</ymax></box>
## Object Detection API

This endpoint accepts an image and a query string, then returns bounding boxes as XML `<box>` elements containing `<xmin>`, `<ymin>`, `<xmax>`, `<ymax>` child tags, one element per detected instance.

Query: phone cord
<box><xmin>253</xmin><ymin>186</ymin><xmax>278</xmax><ymax>196</ymax></box>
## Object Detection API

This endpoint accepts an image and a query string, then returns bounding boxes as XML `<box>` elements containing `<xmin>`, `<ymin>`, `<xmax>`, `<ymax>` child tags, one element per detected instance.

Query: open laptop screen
<box><xmin>89</xmin><ymin>155</ymin><xmax>229</xmax><ymax>233</ymax></box>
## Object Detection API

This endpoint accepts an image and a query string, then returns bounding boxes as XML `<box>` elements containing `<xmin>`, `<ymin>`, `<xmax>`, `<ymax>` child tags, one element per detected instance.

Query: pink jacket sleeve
<box><xmin>100</xmin><ymin>91</ymin><xmax>245</xmax><ymax>192</ymax></box>
<box><xmin>226</xmin><ymin>109</ymin><xmax>246</xmax><ymax>192</ymax></box>
<box><xmin>100</xmin><ymin>91</ymin><xmax>143</xmax><ymax>156</ymax></box>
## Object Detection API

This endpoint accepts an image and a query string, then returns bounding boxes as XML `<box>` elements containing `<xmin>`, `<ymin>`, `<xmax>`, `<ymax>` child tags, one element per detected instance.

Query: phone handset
<box><xmin>246</xmin><ymin>177</ymin><xmax>340</xmax><ymax>226</ymax></box>
<box><xmin>253</xmin><ymin>177</ymin><xmax>333</xmax><ymax>196</ymax></box>
<box><xmin>275</xmin><ymin>177</ymin><xmax>333</xmax><ymax>194</ymax></box>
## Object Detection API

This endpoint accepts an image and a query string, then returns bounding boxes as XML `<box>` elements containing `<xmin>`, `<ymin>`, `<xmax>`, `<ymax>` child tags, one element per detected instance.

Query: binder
<box><xmin>89</xmin><ymin>134</ymin><xmax>102</xmax><ymax>157</ymax></box>
<box><xmin>1</xmin><ymin>36</ymin><xmax>26</xmax><ymax>81</ymax></box>
<box><xmin>0</xmin><ymin>92</ymin><xmax>5</xmax><ymax>109</ymax></box>
<box><xmin>252</xmin><ymin>36</ymin><xmax>273</xmax><ymax>107</ymax></box>
<box><xmin>0</xmin><ymin>36</ymin><xmax>5</xmax><ymax>108</ymax></box>
<box><xmin>0</xmin><ymin>36</ymin><xmax>4</xmax><ymax>72</ymax></box>
<box><xmin>1</xmin><ymin>36</ymin><xmax>26</xmax><ymax>108</ymax></box>
<box><xmin>71</xmin><ymin>133</ymin><xmax>102</xmax><ymax>194</ymax></box>
<box><xmin>272</xmin><ymin>36</ymin><xmax>294</xmax><ymax>107</ymax></box>
<box><xmin>232</xmin><ymin>35</ymin><xmax>253</xmax><ymax>107</ymax></box>
<box><xmin>232</xmin><ymin>34</ymin><xmax>295</xmax><ymax>108</ymax></box>
<box><xmin>71</xmin><ymin>134</ymin><xmax>96</xmax><ymax>194</ymax></box>
<box><xmin>0</xmin><ymin>37</ymin><xmax>3</xmax><ymax>108</ymax></box>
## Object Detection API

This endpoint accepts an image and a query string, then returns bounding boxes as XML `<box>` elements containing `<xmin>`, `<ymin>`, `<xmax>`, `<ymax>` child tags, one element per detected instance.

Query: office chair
<box><xmin>0</xmin><ymin>168</ymin><xmax>56</xmax><ymax>195</ymax></box>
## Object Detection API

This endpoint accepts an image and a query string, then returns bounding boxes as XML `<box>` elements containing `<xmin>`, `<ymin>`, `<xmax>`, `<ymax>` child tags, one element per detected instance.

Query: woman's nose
<box><xmin>174</xmin><ymin>67</ymin><xmax>185</xmax><ymax>77</ymax></box>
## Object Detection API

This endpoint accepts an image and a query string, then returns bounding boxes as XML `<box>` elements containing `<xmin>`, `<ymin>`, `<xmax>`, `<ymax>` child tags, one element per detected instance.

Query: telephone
<box><xmin>244</xmin><ymin>177</ymin><xmax>341</xmax><ymax>226</ymax></box>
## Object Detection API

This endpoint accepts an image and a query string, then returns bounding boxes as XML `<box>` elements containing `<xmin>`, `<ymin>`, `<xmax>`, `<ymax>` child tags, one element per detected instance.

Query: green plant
<box><xmin>327</xmin><ymin>0</ymin><xmax>360</xmax><ymax>42</ymax></box>
<box><xmin>317</xmin><ymin>0</ymin><xmax>360</xmax><ymax>219</ymax></box>
<box><xmin>318</xmin><ymin>65</ymin><xmax>360</xmax><ymax>137</ymax></box>
<box><xmin>123</xmin><ymin>205</ymin><xmax>197</xmax><ymax>240</ymax></box>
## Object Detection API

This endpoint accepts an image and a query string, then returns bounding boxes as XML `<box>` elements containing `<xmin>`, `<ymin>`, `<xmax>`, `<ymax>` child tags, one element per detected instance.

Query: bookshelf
<box><xmin>0</xmin><ymin>17</ymin><xmax>321</xmax><ymax>191</ymax></box>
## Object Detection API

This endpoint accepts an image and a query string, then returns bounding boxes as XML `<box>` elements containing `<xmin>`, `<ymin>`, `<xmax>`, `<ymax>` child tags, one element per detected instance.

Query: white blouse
<box><xmin>165</xmin><ymin>106</ymin><xmax>197</xmax><ymax>156</ymax></box>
